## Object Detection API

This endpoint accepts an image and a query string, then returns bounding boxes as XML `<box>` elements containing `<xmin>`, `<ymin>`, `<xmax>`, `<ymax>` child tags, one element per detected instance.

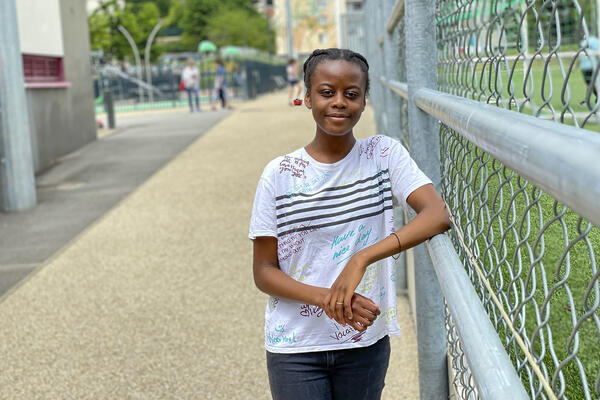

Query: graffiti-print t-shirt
<box><xmin>249</xmin><ymin>135</ymin><xmax>431</xmax><ymax>353</ymax></box>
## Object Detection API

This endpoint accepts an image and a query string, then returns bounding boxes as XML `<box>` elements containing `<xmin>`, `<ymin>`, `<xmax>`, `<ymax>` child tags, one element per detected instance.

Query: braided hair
<box><xmin>302</xmin><ymin>48</ymin><xmax>370</xmax><ymax>95</ymax></box>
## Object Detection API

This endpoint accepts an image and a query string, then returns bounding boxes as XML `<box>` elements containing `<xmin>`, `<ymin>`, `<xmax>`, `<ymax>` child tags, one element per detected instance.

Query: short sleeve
<box><xmin>249</xmin><ymin>175</ymin><xmax>278</xmax><ymax>239</ymax></box>
<box><xmin>387</xmin><ymin>138</ymin><xmax>432</xmax><ymax>210</ymax></box>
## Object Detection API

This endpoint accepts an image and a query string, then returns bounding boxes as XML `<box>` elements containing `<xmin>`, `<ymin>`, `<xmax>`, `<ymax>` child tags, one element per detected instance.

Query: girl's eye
<box><xmin>321</xmin><ymin>90</ymin><xmax>334</xmax><ymax>96</ymax></box>
<box><xmin>346</xmin><ymin>91</ymin><xmax>359</xmax><ymax>98</ymax></box>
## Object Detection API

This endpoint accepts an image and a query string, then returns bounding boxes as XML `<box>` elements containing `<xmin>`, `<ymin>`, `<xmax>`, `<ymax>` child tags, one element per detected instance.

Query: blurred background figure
<box><xmin>181</xmin><ymin>58</ymin><xmax>201</xmax><ymax>112</ymax></box>
<box><xmin>286</xmin><ymin>59</ymin><xmax>302</xmax><ymax>106</ymax></box>
<box><xmin>212</xmin><ymin>59</ymin><xmax>232</xmax><ymax>110</ymax></box>
<box><xmin>579</xmin><ymin>35</ymin><xmax>599</xmax><ymax>103</ymax></box>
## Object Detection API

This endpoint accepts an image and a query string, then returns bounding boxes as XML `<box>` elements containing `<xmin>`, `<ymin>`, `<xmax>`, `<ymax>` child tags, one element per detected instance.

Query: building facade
<box><xmin>16</xmin><ymin>0</ymin><xmax>96</xmax><ymax>172</ymax></box>
<box><xmin>269</xmin><ymin>0</ymin><xmax>364</xmax><ymax>58</ymax></box>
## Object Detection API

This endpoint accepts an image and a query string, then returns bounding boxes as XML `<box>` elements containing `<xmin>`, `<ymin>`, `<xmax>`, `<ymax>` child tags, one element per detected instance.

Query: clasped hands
<box><xmin>319</xmin><ymin>256</ymin><xmax>380</xmax><ymax>332</ymax></box>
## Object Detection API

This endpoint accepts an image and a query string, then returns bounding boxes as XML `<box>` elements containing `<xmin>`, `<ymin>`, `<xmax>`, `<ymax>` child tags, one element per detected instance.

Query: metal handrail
<box><xmin>382</xmin><ymin>81</ymin><xmax>600</xmax><ymax>227</ymax></box>
<box><xmin>414</xmin><ymin>88</ymin><xmax>600</xmax><ymax>228</ymax></box>
<box><xmin>386</xmin><ymin>0</ymin><xmax>405</xmax><ymax>34</ymax></box>
<box><xmin>387</xmin><ymin>79</ymin><xmax>408</xmax><ymax>100</ymax></box>
<box><xmin>428</xmin><ymin>234</ymin><xmax>530</xmax><ymax>400</ymax></box>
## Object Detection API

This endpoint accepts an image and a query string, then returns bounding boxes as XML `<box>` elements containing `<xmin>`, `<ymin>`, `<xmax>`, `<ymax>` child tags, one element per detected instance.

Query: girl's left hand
<box><xmin>324</xmin><ymin>255</ymin><xmax>367</xmax><ymax>325</ymax></box>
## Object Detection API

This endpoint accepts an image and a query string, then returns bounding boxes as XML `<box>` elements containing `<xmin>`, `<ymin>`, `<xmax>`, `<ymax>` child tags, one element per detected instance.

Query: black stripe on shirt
<box><xmin>276</xmin><ymin>187</ymin><xmax>392</xmax><ymax>219</ymax></box>
<box><xmin>278</xmin><ymin>205</ymin><xmax>394</xmax><ymax>237</ymax></box>
<box><xmin>277</xmin><ymin>196</ymin><xmax>393</xmax><ymax>229</ymax></box>
<box><xmin>276</xmin><ymin>178</ymin><xmax>391</xmax><ymax>211</ymax></box>
<box><xmin>275</xmin><ymin>169</ymin><xmax>390</xmax><ymax>202</ymax></box>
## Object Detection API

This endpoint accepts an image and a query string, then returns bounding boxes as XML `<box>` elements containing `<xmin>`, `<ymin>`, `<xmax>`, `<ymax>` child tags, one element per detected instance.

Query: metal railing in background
<box><xmin>364</xmin><ymin>0</ymin><xmax>600</xmax><ymax>398</ymax></box>
<box><xmin>93</xmin><ymin>60</ymin><xmax>287</xmax><ymax>114</ymax></box>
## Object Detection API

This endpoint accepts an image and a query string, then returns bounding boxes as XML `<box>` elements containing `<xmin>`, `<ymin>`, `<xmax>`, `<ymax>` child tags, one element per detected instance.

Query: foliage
<box><xmin>205</xmin><ymin>9</ymin><xmax>273</xmax><ymax>51</ymax></box>
<box><xmin>167</xmin><ymin>0</ymin><xmax>225</xmax><ymax>50</ymax></box>
<box><xmin>90</xmin><ymin>0</ymin><xmax>274</xmax><ymax>59</ymax></box>
<box><xmin>167</xmin><ymin>0</ymin><xmax>272</xmax><ymax>52</ymax></box>
<box><xmin>88</xmin><ymin>0</ymin><xmax>163</xmax><ymax>62</ymax></box>
<box><xmin>126</xmin><ymin>0</ymin><xmax>173</xmax><ymax>16</ymax></box>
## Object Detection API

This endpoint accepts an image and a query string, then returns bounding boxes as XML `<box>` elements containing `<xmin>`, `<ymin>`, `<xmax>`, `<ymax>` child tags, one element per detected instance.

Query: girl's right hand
<box><xmin>317</xmin><ymin>290</ymin><xmax>379</xmax><ymax>331</ymax></box>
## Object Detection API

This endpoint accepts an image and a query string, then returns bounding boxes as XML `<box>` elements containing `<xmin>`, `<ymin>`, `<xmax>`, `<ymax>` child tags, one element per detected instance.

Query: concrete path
<box><xmin>0</xmin><ymin>92</ymin><xmax>419</xmax><ymax>399</ymax></box>
<box><xmin>0</xmin><ymin>108</ymin><xmax>231</xmax><ymax>297</ymax></box>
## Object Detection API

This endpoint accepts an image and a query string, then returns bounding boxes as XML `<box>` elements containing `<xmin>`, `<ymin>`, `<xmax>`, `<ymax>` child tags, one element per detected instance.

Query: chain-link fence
<box><xmin>436</xmin><ymin>0</ymin><xmax>600</xmax><ymax>130</ymax></box>
<box><xmin>365</xmin><ymin>0</ymin><xmax>600</xmax><ymax>398</ymax></box>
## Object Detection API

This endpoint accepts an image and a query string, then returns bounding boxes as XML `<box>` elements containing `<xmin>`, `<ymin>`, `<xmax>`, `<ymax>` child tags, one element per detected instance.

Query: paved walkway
<box><xmin>0</xmin><ymin>92</ymin><xmax>419</xmax><ymax>399</ymax></box>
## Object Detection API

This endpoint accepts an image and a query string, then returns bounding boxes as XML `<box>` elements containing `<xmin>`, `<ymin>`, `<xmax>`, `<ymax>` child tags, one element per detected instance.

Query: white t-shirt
<box><xmin>249</xmin><ymin>135</ymin><xmax>431</xmax><ymax>354</ymax></box>
<box><xmin>181</xmin><ymin>66</ymin><xmax>199</xmax><ymax>89</ymax></box>
<box><xmin>286</xmin><ymin>64</ymin><xmax>298</xmax><ymax>82</ymax></box>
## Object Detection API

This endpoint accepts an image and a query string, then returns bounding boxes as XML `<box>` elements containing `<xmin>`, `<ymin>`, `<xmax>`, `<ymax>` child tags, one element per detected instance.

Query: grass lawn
<box><xmin>440</xmin><ymin>128</ymin><xmax>600</xmax><ymax>399</ymax></box>
<box><xmin>439</xmin><ymin>57</ymin><xmax>600</xmax><ymax>132</ymax></box>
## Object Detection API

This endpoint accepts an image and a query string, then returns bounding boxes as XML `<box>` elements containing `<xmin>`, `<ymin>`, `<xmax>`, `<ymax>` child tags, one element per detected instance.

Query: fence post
<box><xmin>171</xmin><ymin>70</ymin><xmax>177</xmax><ymax>108</ymax></box>
<box><xmin>103</xmin><ymin>90</ymin><xmax>115</xmax><ymax>129</ymax></box>
<box><xmin>0</xmin><ymin>0</ymin><xmax>37</xmax><ymax>211</ymax></box>
<box><xmin>364</xmin><ymin>2</ymin><xmax>383</xmax><ymax>134</ymax></box>
<box><xmin>381</xmin><ymin>0</ymin><xmax>407</xmax><ymax>293</ymax></box>
<box><xmin>404</xmin><ymin>0</ymin><xmax>449</xmax><ymax>397</ymax></box>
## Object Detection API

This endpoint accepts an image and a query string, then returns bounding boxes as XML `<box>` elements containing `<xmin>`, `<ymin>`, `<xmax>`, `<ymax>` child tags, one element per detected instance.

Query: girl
<box><xmin>249</xmin><ymin>48</ymin><xmax>450</xmax><ymax>400</ymax></box>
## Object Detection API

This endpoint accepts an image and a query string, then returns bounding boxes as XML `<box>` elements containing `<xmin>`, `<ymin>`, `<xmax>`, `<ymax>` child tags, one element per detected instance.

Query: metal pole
<box><xmin>285</xmin><ymin>0</ymin><xmax>295</xmax><ymax>58</ymax></box>
<box><xmin>376</xmin><ymin>3</ymin><xmax>388</xmax><ymax>134</ymax></box>
<box><xmin>103</xmin><ymin>90</ymin><xmax>115</xmax><ymax>129</ymax></box>
<box><xmin>597</xmin><ymin>0</ymin><xmax>600</xmax><ymax>38</ymax></box>
<box><xmin>382</xmin><ymin>0</ymin><xmax>406</xmax><ymax>292</ymax></box>
<box><xmin>118</xmin><ymin>24</ymin><xmax>144</xmax><ymax>103</ymax></box>
<box><xmin>405</xmin><ymin>0</ymin><xmax>449</xmax><ymax>397</ymax></box>
<box><xmin>0</xmin><ymin>0</ymin><xmax>36</xmax><ymax>211</ymax></box>
<box><xmin>336</xmin><ymin>0</ymin><xmax>342</xmax><ymax>47</ymax></box>
<box><xmin>427</xmin><ymin>235</ymin><xmax>530</xmax><ymax>399</ymax></box>
<box><xmin>364</xmin><ymin>1</ymin><xmax>384</xmax><ymax>134</ymax></box>
<box><xmin>144</xmin><ymin>23</ymin><xmax>162</xmax><ymax>104</ymax></box>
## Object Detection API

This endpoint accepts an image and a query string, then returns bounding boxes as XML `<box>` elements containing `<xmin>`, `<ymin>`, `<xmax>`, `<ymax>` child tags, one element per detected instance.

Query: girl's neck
<box><xmin>305</xmin><ymin>132</ymin><xmax>356</xmax><ymax>164</ymax></box>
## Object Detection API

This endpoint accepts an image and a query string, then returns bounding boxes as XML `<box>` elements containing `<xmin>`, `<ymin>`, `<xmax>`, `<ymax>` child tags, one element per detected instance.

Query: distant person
<box><xmin>181</xmin><ymin>58</ymin><xmax>201</xmax><ymax>113</ymax></box>
<box><xmin>287</xmin><ymin>58</ymin><xmax>303</xmax><ymax>105</ymax></box>
<box><xmin>212</xmin><ymin>59</ymin><xmax>232</xmax><ymax>110</ymax></box>
<box><xmin>579</xmin><ymin>35</ymin><xmax>599</xmax><ymax>103</ymax></box>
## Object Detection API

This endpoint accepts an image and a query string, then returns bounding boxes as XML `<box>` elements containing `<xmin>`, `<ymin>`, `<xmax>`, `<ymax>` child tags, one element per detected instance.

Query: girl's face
<box><xmin>304</xmin><ymin>60</ymin><xmax>367</xmax><ymax>138</ymax></box>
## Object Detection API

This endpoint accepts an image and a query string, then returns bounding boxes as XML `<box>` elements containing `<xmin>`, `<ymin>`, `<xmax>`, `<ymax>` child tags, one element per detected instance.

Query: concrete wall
<box><xmin>26</xmin><ymin>0</ymin><xmax>96</xmax><ymax>172</ymax></box>
<box><xmin>17</xmin><ymin>0</ymin><xmax>64</xmax><ymax>57</ymax></box>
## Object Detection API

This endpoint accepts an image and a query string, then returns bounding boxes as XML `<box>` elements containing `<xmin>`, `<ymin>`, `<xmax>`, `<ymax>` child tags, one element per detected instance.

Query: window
<box><xmin>347</xmin><ymin>0</ymin><xmax>363</xmax><ymax>10</ymax></box>
<box><xmin>22</xmin><ymin>54</ymin><xmax>66</xmax><ymax>85</ymax></box>
<box><xmin>319</xmin><ymin>16</ymin><xmax>328</xmax><ymax>26</ymax></box>
<box><xmin>319</xmin><ymin>33</ymin><xmax>328</xmax><ymax>44</ymax></box>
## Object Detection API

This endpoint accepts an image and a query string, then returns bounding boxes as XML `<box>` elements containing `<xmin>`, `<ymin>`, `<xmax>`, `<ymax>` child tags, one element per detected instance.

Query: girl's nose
<box><xmin>332</xmin><ymin>93</ymin><xmax>346</xmax><ymax>108</ymax></box>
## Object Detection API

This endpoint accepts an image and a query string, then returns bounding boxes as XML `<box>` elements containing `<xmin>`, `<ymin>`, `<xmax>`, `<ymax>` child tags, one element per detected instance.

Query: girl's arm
<box><xmin>324</xmin><ymin>183</ymin><xmax>451</xmax><ymax>325</ymax></box>
<box><xmin>253</xmin><ymin>236</ymin><xmax>380</xmax><ymax>331</ymax></box>
<box><xmin>253</xmin><ymin>236</ymin><xmax>328</xmax><ymax>309</ymax></box>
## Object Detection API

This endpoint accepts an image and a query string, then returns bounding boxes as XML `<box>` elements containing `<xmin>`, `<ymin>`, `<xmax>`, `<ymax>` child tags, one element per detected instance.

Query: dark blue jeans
<box><xmin>266</xmin><ymin>336</ymin><xmax>390</xmax><ymax>400</ymax></box>
<box><xmin>185</xmin><ymin>87</ymin><xmax>199</xmax><ymax>111</ymax></box>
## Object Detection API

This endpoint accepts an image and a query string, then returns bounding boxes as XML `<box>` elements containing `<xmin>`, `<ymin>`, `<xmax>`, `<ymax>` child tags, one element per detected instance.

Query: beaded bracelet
<box><xmin>390</xmin><ymin>232</ymin><xmax>402</xmax><ymax>260</ymax></box>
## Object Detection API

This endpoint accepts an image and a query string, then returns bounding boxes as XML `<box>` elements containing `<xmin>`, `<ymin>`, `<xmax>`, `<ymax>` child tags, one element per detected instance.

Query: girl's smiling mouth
<box><xmin>326</xmin><ymin>114</ymin><xmax>350</xmax><ymax>121</ymax></box>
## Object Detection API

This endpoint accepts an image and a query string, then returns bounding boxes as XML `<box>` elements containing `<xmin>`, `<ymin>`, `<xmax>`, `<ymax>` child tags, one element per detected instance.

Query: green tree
<box><xmin>88</xmin><ymin>0</ymin><xmax>163</xmax><ymax>62</ymax></box>
<box><xmin>126</xmin><ymin>0</ymin><xmax>173</xmax><ymax>17</ymax></box>
<box><xmin>205</xmin><ymin>8</ymin><xmax>272</xmax><ymax>51</ymax></box>
<box><xmin>168</xmin><ymin>0</ymin><xmax>270</xmax><ymax>51</ymax></box>
<box><xmin>168</xmin><ymin>0</ymin><xmax>222</xmax><ymax>49</ymax></box>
